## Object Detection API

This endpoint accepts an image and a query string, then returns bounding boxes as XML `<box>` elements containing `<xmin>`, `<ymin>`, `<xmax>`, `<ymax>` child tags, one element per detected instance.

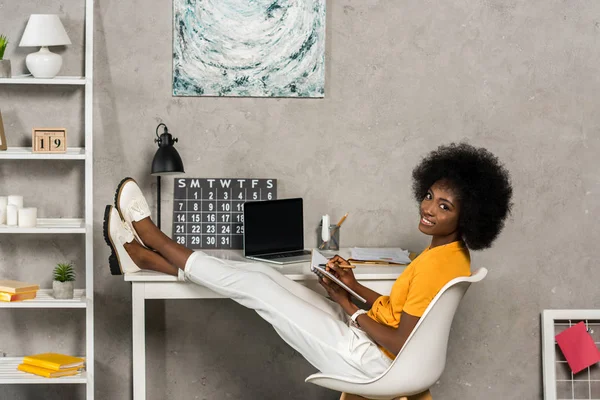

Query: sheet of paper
<box><xmin>350</xmin><ymin>247</ymin><xmax>412</xmax><ymax>264</ymax></box>
<box><xmin>555</xmin><ymin>321</ymin><xmax>600</xmax><ymax>374</ymax></box>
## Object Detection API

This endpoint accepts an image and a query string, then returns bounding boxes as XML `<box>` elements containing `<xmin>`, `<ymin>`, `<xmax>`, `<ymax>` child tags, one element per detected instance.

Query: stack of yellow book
<box><xmin>17</xmin><ymin>353</ymin><xmax>85</xmax><ymax>378</ymax></box>
<box><xmin>0</xmin><ymin>279</ymin><xmax>39</xmax><ymax>302</ymax></box>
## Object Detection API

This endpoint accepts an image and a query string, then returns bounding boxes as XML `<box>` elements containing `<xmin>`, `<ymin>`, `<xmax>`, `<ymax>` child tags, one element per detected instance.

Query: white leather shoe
<box><xmin>103</xmin><ymin>205</ymin><xmax>141</xmax><ymax>275</ymax></box>
<box><xmin>114</xmin><ymin>177</ymin><xmax>151</xmax><ymax>247</ymax></box>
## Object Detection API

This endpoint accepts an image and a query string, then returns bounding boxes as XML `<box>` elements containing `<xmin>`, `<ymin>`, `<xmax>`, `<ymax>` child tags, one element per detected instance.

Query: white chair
<box><xmin>306</xmin><ymin>268</ymin><xmax>488</xmax><ymax>400</ymax></box>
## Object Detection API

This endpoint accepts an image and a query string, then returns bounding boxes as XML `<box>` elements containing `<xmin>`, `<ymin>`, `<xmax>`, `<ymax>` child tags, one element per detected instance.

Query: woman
<box><xmin>103</xmin><ymin>142</ymin><xmax>512</xmax><ymax>383</ymax></box>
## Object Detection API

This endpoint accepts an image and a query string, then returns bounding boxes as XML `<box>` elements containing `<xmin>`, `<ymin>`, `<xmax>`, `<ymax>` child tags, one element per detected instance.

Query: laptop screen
<box><xmin>243</xmin><ymin>198</ymin><xmax>304</xmax><ymax>256</ymax></box>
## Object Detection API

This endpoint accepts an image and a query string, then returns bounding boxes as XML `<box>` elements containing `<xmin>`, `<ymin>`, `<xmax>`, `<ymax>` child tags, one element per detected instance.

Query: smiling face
<box><xmin>419</xmin><ymin>179</ymin><xmax>461</xmax><ymax>247</ymax></box>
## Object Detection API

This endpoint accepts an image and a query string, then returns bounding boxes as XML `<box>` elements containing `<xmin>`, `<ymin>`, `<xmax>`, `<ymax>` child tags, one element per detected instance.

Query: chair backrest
<box><xmin>306</xmin><ymin>268</ymin><xmax>488</xmax><ymax>398</ymax></box>
<box><xmin>363</xmin><ymin>267</ymin><xmax>488</xmax><ymax>397</ymax></box>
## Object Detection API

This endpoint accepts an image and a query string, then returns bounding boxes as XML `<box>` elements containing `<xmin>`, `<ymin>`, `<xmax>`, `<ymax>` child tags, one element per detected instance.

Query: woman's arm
<box><xmin>355</xmin><ymin>309</ymin><xmax>420</xmax><ymax>357</ymax></box>
<box><xmin>319</xmin><ymin>278</ymin><xmax>420</xmax><ymax>357</ymax></box>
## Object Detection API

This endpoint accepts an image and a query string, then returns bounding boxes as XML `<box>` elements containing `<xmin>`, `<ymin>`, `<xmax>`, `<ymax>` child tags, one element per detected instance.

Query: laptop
<box><xmin>243</xmin><ymin>198</ymin><xmax>312</xmax><ymax>265</ymax></box>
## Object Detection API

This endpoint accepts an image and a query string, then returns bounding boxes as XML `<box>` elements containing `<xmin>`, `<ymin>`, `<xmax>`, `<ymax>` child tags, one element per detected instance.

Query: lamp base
<box><xmin>26</xmin><ymin>47</ymin><xmax>63</xmax><ymax>79</ymax></box>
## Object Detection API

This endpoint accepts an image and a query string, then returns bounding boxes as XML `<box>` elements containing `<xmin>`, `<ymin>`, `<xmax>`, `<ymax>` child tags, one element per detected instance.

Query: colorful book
<box><xmin>0</xmin><ymin>280</ymin><xmax>39</xmax><ymax>294</ymax></box>
<box><xmin>17</xmin><ymin>363</ymin><xmax>82</xmax><ymax>378</ymax></box>
<box><xmin>0</xmin><ymin>291</ymin><xmax>37</xmax><ymax>302</ymax></box>
<box><xmin>22</xmin><ymin>353</ymin><xmax>85</xmax><ymax>371</ymax></box>
<box><xmin>555</xmin><ymin>321</ymin><xmax>600</xmax><ymax>374</ymax></box>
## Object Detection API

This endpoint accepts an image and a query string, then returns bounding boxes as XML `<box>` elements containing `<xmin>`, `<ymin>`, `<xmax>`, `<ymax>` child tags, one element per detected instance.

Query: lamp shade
<box><xmin>151</xmin><ymin>145</ymin><xmax>185</xmax><ymax>176</ymax></box>
<box><xmin>19</xmin><ymin>14</ymin><xmax>72</xmax><ymax>47</ymax></box>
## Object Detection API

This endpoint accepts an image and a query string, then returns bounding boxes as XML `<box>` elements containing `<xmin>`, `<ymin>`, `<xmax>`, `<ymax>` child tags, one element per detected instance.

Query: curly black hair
<box><xmin>411</xmin><ymin>142</ymin><xmax>513</xmax><ymax>250</ymax></box>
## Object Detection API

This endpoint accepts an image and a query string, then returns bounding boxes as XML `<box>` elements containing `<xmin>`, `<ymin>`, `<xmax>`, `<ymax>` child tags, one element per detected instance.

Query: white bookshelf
<box><xmin>0</xmin><ymin>358</ymin><xmax>87</xmax><ymax>384</ymax></box>
<box><xmin>0</xmin><ymin>76</ymin><xmax>86</xmax><ymax>85</ymax></box>
<box><xmin>0</xmin><ymin>290</ymin><xmax>86</xmax><ymax>309</ymax></box>
<box><xmin>0</xmin><ymin>147</ymin><xmax>86</xmax><ymax>160</ymax></box>
<box><xmin>0</xmin><ymin>0</ymin><xmax>94</xmax><ymax>397</ymax></box>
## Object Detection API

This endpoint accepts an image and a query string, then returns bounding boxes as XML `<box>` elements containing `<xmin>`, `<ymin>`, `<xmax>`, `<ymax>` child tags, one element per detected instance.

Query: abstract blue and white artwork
<box><xmin>173</xmin><ymin>0</ymin><xmax>326</xmax><ymax>97</ymax></box>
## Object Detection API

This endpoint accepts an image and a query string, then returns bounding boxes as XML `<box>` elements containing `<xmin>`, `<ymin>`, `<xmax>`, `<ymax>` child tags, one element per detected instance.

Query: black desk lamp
<box><xmin>151</xmin><ymin>123</ymin><xmax>185</xmax><ymax>229</ymax></box>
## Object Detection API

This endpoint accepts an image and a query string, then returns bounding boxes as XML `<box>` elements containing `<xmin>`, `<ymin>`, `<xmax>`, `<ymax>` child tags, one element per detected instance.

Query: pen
<box><xmin>318</xmin><ymin>263</ymin><xmax>355</xmax><ymax>270</ymax></box>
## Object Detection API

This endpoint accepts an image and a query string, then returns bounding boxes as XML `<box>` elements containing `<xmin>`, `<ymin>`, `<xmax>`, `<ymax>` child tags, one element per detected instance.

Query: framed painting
<box><xmin>173</xmin><ymin>0</ymin><xmax>326</xmax><ymax>97</ymax></box>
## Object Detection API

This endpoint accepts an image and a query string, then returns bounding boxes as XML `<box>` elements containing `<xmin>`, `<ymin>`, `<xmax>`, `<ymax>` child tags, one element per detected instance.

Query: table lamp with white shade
<box><xmin>19</xmin><ymin>14</ymin><xmax>71</xmax><ymax>79</ymax></box>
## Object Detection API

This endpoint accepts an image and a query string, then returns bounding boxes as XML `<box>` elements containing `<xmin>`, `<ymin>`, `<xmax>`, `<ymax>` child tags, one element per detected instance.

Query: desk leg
<box><xmin>132</xmin><ymin>283</ymin><xmax>146</xmax><ymax>400</ymax></box>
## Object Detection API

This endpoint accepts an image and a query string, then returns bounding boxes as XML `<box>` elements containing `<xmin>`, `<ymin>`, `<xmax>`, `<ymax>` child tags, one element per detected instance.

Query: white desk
<box><xmin>124</xmin><ymin>249</ymin><xmax>406</xmax><ymax>400</ymax></box>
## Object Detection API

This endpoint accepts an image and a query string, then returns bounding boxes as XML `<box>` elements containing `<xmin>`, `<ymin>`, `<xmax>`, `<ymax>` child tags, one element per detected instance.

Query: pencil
<box><xmin>335</xmin><ymin>212</ymin><xmax>349</xmax><ymax>227</ymax></box>
<box><xmin>318</xmin><ymin>263</ymin><xmax>355</xmax><ymax>270</ymax></box>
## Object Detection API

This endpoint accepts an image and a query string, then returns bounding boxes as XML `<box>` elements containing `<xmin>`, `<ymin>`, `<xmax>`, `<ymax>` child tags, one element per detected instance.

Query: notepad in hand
<box><xmin>311</xmin><ymin>250</ymin><xmax>367</xmax><ymax>303</ymax></box>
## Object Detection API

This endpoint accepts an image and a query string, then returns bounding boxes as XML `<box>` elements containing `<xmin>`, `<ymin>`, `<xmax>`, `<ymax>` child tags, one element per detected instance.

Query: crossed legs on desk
<box><xmin>121</xmin><ymin>216</ymin><xmax>391</xmax><ymax>379</ymax></box>
<box><xmin>340</xmin><ymin>390</ymin><xmax>432</xmax><ymax>400</ymax></box>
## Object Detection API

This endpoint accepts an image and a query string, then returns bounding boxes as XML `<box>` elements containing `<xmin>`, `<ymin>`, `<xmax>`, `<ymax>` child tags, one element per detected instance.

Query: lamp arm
<box><xmin>156</xmin><ymin>123</ymin><xmax>167</xmax><ymax>141</ymax></box>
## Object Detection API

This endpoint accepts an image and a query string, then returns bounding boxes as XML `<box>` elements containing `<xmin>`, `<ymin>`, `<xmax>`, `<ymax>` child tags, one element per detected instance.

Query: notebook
<box><xmin>17</xmin><ymin>363</ymin><xmax>82</xmax><ymax>378</ymax></box>
<box><xmin>0</xmin><ymin>280</ymin><xmax>39</xmax><ymax>294</ymax></box>
<box><xmin>311</xmin><ymin>250</ymin><xmax>367</xmax><ymax>303</ymax></box>
<box><xmin>243</xmin><ymin>198</ymin><xmax>311</xmax><ymax>265</ymax></box>
<box><xmin>22</xmin><ymin>353</ymin><xmax>85</xmax><ymax>371</ymax></box>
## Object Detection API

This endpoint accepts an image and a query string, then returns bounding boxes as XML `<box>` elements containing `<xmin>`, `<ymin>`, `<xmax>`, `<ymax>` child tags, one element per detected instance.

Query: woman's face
<box><xmin>418</xmin><ymin>180</ymin><xmax>461</xmax><ymax>240</ymax></box>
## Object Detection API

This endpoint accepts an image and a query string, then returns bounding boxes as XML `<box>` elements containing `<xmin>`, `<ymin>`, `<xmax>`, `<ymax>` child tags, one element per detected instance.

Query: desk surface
<box><xmin>124</xmin><ymin>249</ymin><xmax>407</xmax><ymax>282</ymax></box>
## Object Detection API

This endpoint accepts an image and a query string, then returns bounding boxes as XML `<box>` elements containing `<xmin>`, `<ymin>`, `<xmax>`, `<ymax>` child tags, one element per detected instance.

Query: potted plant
<box><xmin>52</xmin><ymin>262</ymin><xmax>75</xmax><ymax>299</ymax></box>
<box><xmin>0</xmin><ymin>35</ymin><xmax>10</xmax><ymax>78</ymax></box>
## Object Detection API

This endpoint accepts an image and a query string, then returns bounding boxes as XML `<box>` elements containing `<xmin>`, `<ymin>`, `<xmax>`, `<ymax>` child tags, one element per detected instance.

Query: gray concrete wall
<box><xmin>1</xmin><ymin>0</ymin><xmax>599</xmax><ymax>399</ymax></box>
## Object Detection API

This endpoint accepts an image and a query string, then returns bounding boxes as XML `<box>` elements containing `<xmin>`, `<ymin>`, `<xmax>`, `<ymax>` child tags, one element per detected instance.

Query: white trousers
<box><xmin>184</xmin><ymin>251</ymin><xmax>392</xmax><ymax>380</ymax></box>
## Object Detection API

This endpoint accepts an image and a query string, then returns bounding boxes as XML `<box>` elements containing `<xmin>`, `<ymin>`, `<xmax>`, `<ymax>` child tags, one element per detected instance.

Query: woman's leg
<box><xmin>132</xmin><ymin>216</ymin><xmax>344</xmax><ymax>317</ymax></box>
<box><xmin>179</xmin><ymin>251</ymin><xmax>391</xmax><ymax>379</ymax></box>
<box><xmin>124</xmin><ymin>240</ymin><xmax>179</xmax><ymax>276</ymax></box>
<box><xmin>122</xmin><ymin>228</ymin><xmax>390</xmax><ymax>379</ymax></box>
<box><xmin>132</xmin><ymin>216</ymin><xmax>192</xmax><ymax>269</ymax></box>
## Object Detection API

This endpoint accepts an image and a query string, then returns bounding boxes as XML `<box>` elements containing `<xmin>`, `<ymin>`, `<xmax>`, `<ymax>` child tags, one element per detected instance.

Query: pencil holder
<box><xmin>316</xmin><ymin>224</ymin><xmax>340</xmax><ymax>251</ymax></box>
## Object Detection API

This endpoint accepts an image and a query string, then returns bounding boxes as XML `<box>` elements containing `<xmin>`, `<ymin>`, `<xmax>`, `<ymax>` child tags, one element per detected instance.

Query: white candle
<box><xmin>7</xmin><ymin>195</ymin><xmax>24</xmax><ymax>209</ymax></box>
<box><xmin>18</xmin><ymin>208</ymin><xmax>37</xmax><ymax>228</ymax></box>
<box><xmin>0</xmin><ymin>196</ymin><xmax>7</xmax><ymax>225</ymax></box>
<box><xmin>6</xmin><ymin>204</ymin><xmax>18</xmax><ymax>226</ymax></box>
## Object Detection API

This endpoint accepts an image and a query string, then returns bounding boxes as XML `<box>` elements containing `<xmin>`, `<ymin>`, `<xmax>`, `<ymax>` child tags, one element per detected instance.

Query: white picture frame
<box><xmin>541</xmin><ymin>309</ymin><xmax>600</xmax><ymax>400</ymax></box>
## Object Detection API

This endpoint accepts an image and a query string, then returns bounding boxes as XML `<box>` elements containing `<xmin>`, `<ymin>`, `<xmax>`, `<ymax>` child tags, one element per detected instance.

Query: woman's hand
<box><xmin>318</xmin><ymin>277</ymin><xmax>352</xmax><ymax>309</ymax></box>
<box><xmin>325</xmin><ymin>255</ymin><xmax>358</xmax><ymax>290</ymax></box>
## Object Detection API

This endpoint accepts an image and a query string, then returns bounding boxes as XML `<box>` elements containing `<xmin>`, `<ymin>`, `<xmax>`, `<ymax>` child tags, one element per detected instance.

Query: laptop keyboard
<box><xmin>260</xmin><ymin>250</ymin><xmax>311</xmax><ymax>259</ymax></box>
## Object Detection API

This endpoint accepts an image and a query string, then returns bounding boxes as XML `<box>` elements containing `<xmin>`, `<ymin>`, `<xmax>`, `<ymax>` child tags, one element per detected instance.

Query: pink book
<box><xmin>555</xmin><ymin>321</ymin><xmax>600</xmax><ymax>374</ymax></box>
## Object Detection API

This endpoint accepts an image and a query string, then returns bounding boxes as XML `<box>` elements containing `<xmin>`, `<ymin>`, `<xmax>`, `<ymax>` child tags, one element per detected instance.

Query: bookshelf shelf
<box><xmin>0</xmin><ymin>76</ymin><xmax>86</xmax><ymax>86</ymax></box>
<box><xmin>0</xmin><ymin>358</ymin><xmax>87</xmax><ymax>384</ymax></box>
<box><xmin>0</xmin><ymin>147</ymin><xmax>86</xmax><ymax>160</ymax></box>
<box><xmin>0</xmin><ymin>289</ymin><xmax>86</xmax><ymax>309</ymax></box>
<box><xmin>0</xmin><ymin>219</ymin><xmax>86</xmax><ymax>234</ymax></box>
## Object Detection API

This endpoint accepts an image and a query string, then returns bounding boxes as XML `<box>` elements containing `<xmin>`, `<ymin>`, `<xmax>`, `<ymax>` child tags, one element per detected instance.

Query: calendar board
<box><xmin>172</xmin><ymin>178</ymin><xmax>277</xmax><ymax>249</ymax></box>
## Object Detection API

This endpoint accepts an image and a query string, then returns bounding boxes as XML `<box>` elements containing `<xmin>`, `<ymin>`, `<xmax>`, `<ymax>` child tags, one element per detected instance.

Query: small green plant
<box><xmin>0</xmin><ymin>35</ymin><xmax>8</xmax><ymax>60</ymax></box>
<box><xmin>53</xmin><ymin>263</ymin><xmax>75</xmax><ymax>283</ymax></box>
